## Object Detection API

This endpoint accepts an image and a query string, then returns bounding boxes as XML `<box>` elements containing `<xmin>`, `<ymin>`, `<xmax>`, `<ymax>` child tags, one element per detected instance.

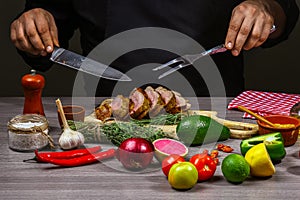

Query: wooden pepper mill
<box><xmin>21</xmin><ymin>69</ymin><xmax>45</xmax><ymax>116</ymax></box>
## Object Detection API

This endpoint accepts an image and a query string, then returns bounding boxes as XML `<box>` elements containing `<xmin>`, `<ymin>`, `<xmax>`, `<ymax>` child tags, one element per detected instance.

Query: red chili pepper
<box><xmin>201</xmin><ymin>149</ymin><xmax>209</xmax><ymax>155</ymax></box>
<box><xmin>213</xmin><ymin>157</ymin><xmax>219</xmax><ymax>165</ymax></box>
<box><xmin>190</xmin><ymin>153</ymin><xmax>217</xmax><ymax>181</ymax></box>
<box><xmin>222</xmin><ymin>146</ymin><xmax>234</xmax><ymax>153</ymax></box>
<box><xmin>216</xmin><ymin>144</ymin><xmax>225</xmax><ymax>150</ymax></box>
<box><xmin>34</xmin><ymin>148</ymin><xmax>116</xmax><ymax>167</ymax></box>
<box><xmin>210</xmin><ymin>150</ymin><xmax>219</xmax><ymax>165</ymax></box>
<box><xmin>216</xmin><ymin>143</ymin><xmax>234</xmax><ymax>153</ymax></box>
<box><xmin>34</xmin><ymin>146</ymin><xmax>102</xmax><ymax>162</ymax></box>
<box><xmin>210</xmin><ymin>150</ymin><xmax>219</xmax><ymax>158</ymax></box>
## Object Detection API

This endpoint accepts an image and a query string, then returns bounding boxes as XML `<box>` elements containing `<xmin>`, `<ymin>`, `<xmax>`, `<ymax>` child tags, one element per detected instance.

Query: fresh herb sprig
<box><xmin>101</xmin><ymin>122</ymin><xmax>167</xmax><ymax>146</ymax></box>
<box><xmin>68</xmin><ymin>120</ymin><xmax>169</xmax><ymax>146</ymax></box>
<box><xmin>131</xmin><ymin>113</ymin><xmax>184</xmax><ymax>126</ymax></box>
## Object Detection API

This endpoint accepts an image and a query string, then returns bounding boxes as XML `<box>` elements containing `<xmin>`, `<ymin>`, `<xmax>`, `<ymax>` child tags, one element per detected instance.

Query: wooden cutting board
<box><xmin>84</xmin><ymin>110</ymin><xmax>258</xmax><ymax>140</ymax></box>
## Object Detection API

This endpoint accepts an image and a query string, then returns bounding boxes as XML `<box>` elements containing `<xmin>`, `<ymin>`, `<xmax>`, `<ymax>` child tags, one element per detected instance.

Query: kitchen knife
<box><xmin>50</xmin><ymin>47</ymin><xmax>131</xmax><ymax>81</ymax></box>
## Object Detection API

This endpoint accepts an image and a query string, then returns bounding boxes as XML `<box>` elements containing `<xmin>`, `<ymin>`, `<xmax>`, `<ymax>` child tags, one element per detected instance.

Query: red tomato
<box><xmin>161</xmin><ymin>154</ymin><xmax>185</xmax><ymax>176</ymax></box>
<box><xmin>190</xmin><ymin>153</ymin><xmax>217</xmax><ymax>181</ymax></box>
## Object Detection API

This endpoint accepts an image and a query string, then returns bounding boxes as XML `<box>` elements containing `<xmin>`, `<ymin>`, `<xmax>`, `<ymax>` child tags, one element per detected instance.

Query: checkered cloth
<box><xmin>228</xmin><ymin>90</ymin><xmax>300</xmax><ymax>119</ymax></box>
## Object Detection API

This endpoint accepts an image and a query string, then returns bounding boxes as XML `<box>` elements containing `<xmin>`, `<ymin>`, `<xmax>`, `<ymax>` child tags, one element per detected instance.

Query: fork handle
<box><xmin>187</xmin><ymin>44</ymin><xmax>227</xmax><ymax>63</ymax></box>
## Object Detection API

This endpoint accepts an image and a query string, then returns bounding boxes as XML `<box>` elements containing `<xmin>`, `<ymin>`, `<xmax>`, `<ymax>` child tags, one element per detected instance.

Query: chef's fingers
<box><xmin>10</xmin><ymin>8</ymin><xmax>58</xmax><ymax>56</ymax></box>
<box><xmin>26</xmin><ymin>18</ymin><xmax>48</xmax><ymax>56</ymax></box>
<box><xmin>34</xmin><ymin>16</ymin><xmax>54</xmax><ymax>55</ymax></box>
<box><xmin>47</xmin><ymin>14</ymin><xmax>59</xmax><ymax>48</ymax></box>
<box><xmin>243</xmin><ymin>21</ymin><xmax>271</xmax><ymax>50</ymax></box>
<box><xmin>224</xmin><ymin>8</ymin><xmax>245</xmax><ymax>55</ymax></box>
<box><xmin>10</xmin><ymin>9</ymin><xmax>44</xmax><ymax>55</ymax></box>
<box><xmin>233</xmin><ymin>19</ymin><xmax>254</xmax><ymax>56</ymax></box>
<box><xmin>10</xmin><ymin>19</ymin><xmax>41</xmax><ymax>56</ymax></box>
<box><xmin>33</xmin><ymin>8</ymin><xmax>59</xmax><ymax>55</ymax></box>
<box><xmin>254</xmin><ymin>24</ymin><xmax>274</xmax><ymax>47</ymax></box>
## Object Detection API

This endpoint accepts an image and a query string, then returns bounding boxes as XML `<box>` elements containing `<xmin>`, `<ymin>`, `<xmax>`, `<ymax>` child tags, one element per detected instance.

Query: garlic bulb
<box><xmin>56</xmin><ymin>99</ymin><xmax>85</xmax><ymax>150</ymax></box>
<box><xmin>58</xmin><ymin>128</ymin><xmax>85</xmax><ymax>150</ymax></box>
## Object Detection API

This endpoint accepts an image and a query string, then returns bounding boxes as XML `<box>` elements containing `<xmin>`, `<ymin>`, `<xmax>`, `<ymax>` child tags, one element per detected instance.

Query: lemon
<box><xmin>221</xmin><ymin>154</ymin><xmax>250</xmax><ymax>183</ymax></box>
<box><xmin>245</xmin><ymin>143</ymin><xmax>276</xmax><ymax>177</ymax></box>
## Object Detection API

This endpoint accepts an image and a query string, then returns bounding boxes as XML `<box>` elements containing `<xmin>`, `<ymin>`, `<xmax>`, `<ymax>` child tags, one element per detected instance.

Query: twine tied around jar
<box><xmin>7</xmin><ymin>114</ymin><xmax>55</xmax><ymax>149</ymax></box>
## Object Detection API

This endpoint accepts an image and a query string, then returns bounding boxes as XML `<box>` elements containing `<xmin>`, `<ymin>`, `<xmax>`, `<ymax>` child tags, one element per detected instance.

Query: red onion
<box><xmin>117</xmin><ymin>138</ymin><xmax>154</xmax><ymax>170</ymax></box>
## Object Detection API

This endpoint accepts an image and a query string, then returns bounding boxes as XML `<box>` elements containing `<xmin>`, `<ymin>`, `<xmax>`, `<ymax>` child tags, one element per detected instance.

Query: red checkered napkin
<box><xmin>228</xmin><ymin>90</ymin><xmax>300</xmax><ymax>119</ymax></box>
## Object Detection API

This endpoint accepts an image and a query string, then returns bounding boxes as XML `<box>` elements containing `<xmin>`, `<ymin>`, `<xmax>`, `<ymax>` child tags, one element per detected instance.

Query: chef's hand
<box><xmin>225</xmin><ymin>0</ymin><xmax>286</xmax><ymax>56</ymax></box>
<box><xmin>10</xmin><ymin>8</ymin><xmax>59</xmax><ymax>56</ymax></box>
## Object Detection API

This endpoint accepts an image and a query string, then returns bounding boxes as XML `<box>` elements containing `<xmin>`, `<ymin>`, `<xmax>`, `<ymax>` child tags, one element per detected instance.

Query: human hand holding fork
<box><xmin>153</xmin><ymin>25</ymin><xmax>276</xmax><ymax>79</ymax></box>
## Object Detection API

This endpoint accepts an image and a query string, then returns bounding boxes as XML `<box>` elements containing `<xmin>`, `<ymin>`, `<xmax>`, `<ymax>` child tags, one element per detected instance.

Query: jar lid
<box><xmin>7</xmin><ymin>114</ymin><xmax>55</xmax><ymax>149</ymax></box>
<box><xmin>7</xmin><ymin>114</ymin><xmax>48</xmax><ymax>133</ymax></box>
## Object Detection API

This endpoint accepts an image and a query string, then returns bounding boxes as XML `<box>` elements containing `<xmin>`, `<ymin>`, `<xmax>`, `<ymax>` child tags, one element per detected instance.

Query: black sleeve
<box><xmin>16</xmin><ymin>0</ymin><xmax>78</xmax><ymax>72</ymax></box>
<box><xmin>262</xmin><ymin>0</ymin><xmax>299</xmax><ymax>47</ymax></box>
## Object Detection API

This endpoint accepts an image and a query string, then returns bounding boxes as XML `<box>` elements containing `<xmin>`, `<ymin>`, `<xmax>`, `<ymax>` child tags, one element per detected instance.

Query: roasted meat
<box><xmin>129</xmin><ymin>87</ymin><xmax>151</xmax><ymax>120</ymax></box>
<box><xmin>144</xmin><ymin>86</ymin><xmax>165</xmax><ymax>117</ymax></box>
<box><xmin>170</xmin><ymin>91</ymin><xmax>192</xmax><ymax>113</ymax></box>
<box><xmin>111</xmin><ymin>95</ymin><xmax>130</xmax><ymax>119</ymax></box>
<box><xmin>95</xmin><ymin>86</ymin><xmax>191</xmax><ymax>121</ymax></box>
<box><xmin>155</xmin><ymin>86</ymin><xmax>177</xmax><ymax>114</ymax></box>
<box><xmin>95</xmin><ymin>99</ymin><xmax>113</xmax><ymax>121</ymax></box>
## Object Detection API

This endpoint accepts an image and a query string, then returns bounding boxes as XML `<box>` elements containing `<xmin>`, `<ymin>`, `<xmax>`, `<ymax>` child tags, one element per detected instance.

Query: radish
<box><xmin>152</xmin><ymin>138</ymin><xmax>188</xmax><ymax>162</ymax></box>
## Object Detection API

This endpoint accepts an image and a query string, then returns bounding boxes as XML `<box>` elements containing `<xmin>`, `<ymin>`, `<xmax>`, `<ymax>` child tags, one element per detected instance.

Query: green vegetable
<box><xmin>131</xmin><ymin>113</ymin><xmax>183</xmax><ymax>126</ymax></box>
<box><xmin>240</xmin><ymin>132</ymin><xmax>286</xmax><ymax>162</ymax></box>
<box><xmin>68</xmin><ymin>120</ymin><xmax>168</xmax><ymax>146</ymax></box>
<box><xmin>176</xmin><ymin>115</ymin><xmax>230</xmax><ymax>145</ymax></box>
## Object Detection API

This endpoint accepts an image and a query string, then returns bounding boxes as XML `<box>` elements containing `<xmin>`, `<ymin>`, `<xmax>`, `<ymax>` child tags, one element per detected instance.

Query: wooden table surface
<box><xmin>0</xmin><ymin>97</ymin><xmax>300</xmax><ymax>200</ymax></box>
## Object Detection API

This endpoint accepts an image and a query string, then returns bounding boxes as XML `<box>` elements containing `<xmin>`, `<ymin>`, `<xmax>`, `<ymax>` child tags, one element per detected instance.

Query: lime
<box><xmin>245</xmin><ymin>143</ymin><xmax>275</xmax><ymax>177</ymax></box>
<box><xmin>168</xmin><ymin>162</ymin><xmax>198</xmax><ymax>190</ymax></box>
<box><xmin>221</xmin><ymin>154</ymin><xmax>250</xmax><ymax>183</ymax></box>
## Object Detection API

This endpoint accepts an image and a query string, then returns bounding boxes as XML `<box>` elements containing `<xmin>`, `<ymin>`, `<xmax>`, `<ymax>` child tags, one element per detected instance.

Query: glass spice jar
<box><xmin>7</xmin><ymin>114</ymin><xmax>51</xmax><ymax>152</ymax></box>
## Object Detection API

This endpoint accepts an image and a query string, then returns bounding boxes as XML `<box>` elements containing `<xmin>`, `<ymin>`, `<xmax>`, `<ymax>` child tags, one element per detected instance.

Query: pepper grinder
<box><xmin>21</xmin><ymin>69</ymin><xmax>45</xmax><ymax>116</ymax></box>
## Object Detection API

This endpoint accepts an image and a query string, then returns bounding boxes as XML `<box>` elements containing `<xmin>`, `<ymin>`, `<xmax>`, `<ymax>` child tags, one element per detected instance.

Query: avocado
<box><xmin>176</xmin><ymin>115</ymin><xmax>230</xmax><ymax>146</ymax></box>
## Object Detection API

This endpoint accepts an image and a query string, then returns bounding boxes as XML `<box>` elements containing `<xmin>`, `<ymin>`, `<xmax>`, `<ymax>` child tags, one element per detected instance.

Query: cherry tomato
<box><xmin>161</xmin><ymin>154</ymin><xmax>185</xmax><ymax>176</ymax></box>
<box><xmin>190</xmin><ymin>153</ymin><xmax>217</xmax><ymax>181</ymax></box>
<box><xmin>168</xmin><ymin>162</ymin><xmax>198</xmax><ymax>190</ymax></box>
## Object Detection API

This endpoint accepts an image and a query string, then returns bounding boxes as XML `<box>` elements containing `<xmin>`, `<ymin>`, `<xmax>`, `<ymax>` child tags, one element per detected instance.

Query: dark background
<box><xmin>1</xmin><ymin>1</ymin><xmax>300</xmax><ymax>97</ymax></box>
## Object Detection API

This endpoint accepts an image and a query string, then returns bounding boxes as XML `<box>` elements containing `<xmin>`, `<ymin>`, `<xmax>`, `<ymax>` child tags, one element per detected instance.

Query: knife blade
<box><xmin>50</xmin><ymin>47</ymin><xmax>131</xmax><ymax>81</ymax></box>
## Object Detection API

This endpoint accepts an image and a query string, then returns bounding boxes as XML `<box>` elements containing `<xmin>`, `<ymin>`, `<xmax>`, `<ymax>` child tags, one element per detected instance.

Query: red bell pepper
<box><xmin>190</xmin><ymin>150</ymin><xmax>217</xmax><ymax>181</ymax></box>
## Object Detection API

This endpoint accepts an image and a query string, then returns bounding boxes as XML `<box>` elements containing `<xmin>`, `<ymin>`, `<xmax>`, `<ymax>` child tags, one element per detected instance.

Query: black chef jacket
<box><xmin>17</xmin><ymin>0</ymin><xmax>299</xmax><ymax>97</ymax></box>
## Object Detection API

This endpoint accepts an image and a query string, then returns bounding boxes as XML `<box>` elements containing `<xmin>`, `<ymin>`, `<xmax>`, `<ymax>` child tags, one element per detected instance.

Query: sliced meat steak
<box><xmin>155</xmin><ymin>86</ymin><xmax>177</xmax><ymax>114</ymax></box>
<box><xmin>95</xmin><ymin>99</ymin><xmax>113</xmax><ymax>121</ymax></box>
<box><xmin>111</xmin><ymin>95</ymin><xmax>130</xmax><ymax>120</ymax></box>
<box><xmin>95</xmin><ymin>86</ymin><xmax>191</xmax><ymax>121</ymax></box>
<box><xmin>129</xmin><ymin>87</ymin><xmax>151</xmax><ymax>119</ymax></box>
<box><xmin>169</xmin><ymin>91</ymin><xmax>192</xmax><ymax>113</ymax></box>
<box><xmin>144</xmin><ymin>86</ymin><xmax>165</xmax><ymax>117</ymax></box>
